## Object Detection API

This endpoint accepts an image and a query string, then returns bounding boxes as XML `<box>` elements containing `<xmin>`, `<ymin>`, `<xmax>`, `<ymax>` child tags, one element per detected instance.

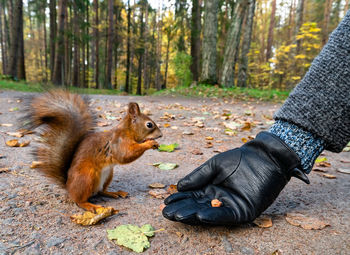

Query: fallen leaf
<box><xmin>152</xmin><ymin>162</ymin><xmax>178</xmax><ymax>170</ymax></box>
<box><xmin>107</xmin><ymin>224</ymin><xmax>155</xmax><ymax>253</ymax></box>
<box><xmin>316</xmin><ymin>162</ymin><xmax>331</xmax><ymax>167</ymax></box>
<box><xmin>195</xmin><ymin>122</ymin><xmax>204</xmax><ymax>128</ymax></box>
<box><xmin>6</xmin><ymin>139</ymin><xmax>20</xmax><ymax>147</ymax></box>
<box><xmin>6</xmin><ymin>132</ymin><xmax>24</xmax><ymax>138</ymax></box>
<box><xmin>30</xmin><ymin>161</ymin><xmax>43</xmax><ymax>169</ymax></box>
<box><xmin>71</xmin><ymin>207</ymin><xmax>117</xmax><ymax>226</ymax></box>
<box><xmin>115</xmin><ymin>190</ymin><xmax>129</xmax><ymax>198</ymax></box>
<box><xmin>322</xmin><ymin>173</ymin><xmax>336</xmax><ymax>179</ymax></box>
<box><xmin>19</xmin><ymin>141</ymin><xmax>30</xmax><ymax>147</ymax></box>
<box><xmin>340</xmin><ymin>160</ymin><xmax>350</xmax><ymax>163</ymax></box>
<box><xmin>211</xmin><ymin>199</ymin><xmax>222</xmax><ymax>207</ymax></box>
<box><xmin>9</xmin><ymin>107</ymin><xmax>19</xmax><ymax>112</ymax></box>
<box><xmin>241</xmin><ymin>137</ymin><xmax>248</xmax><ymax>143</ymax></box>
<box><xmin>149</xmin><ymin>189</ymin><xmax>168</xmax><ymax>199</ymax></box>
<box><xmin>224</xmin><ymin>129</ymin><xmax>237</xmax><ymax>136</ymax></box>
<box><xmin>159</xmin><ymin>204</ymin><xmax>166</xmax><ymax>211</ymax></box>
<box><xmin>158</xmin><ymin>143</ymin><xmax>179</xmax><ymax>152</ymax></box>
<box><xmin>272</xmin><ymin>249</ymin><xmax>283</xmax><ymax>255</ymax></box>
<box><xmin>315</xmin><ymin>157</ymin><xmax>327</xmax><ymax>163</ymax></box>
<box><xmin>253</xmin><ymin>216</ymin><xmax>273</xmax><ymax>228</ymax></box>
<box><xmin>336</xmin><ymin>168</ymin><xmax>350</xmax><ymax>174</ymax></box>
<box><xmin>0</xmin><ymin>168</ymin><xmax>10</xmax><ymax>173</ymax></box>
<box><xmin>205</xmin><ymin>142</ymin><xmax>213</xmax><ymax>148</ymax></box>
<box><xmin>213</xmin><ymin>146</ymin><xmax>228</xmax><ymax>153</ymax></box>
<box><xmin>182</xmin><ymin>131</ymin><xmax>194</xmax><ymax>135</ymax></box>
<box><xmin>175</xmin><ymin>231</ymin><xmax>183</xmax><ymax>238</ymax></box>
<box><xmin>149</xmin><ymin>183</ymin><xmax>166</xmax><ymax>189</ymax></box>
<box><xmin>191</xmin><ymin>149</ymin><xmax>203</xmax><ymax>155</ymax></box>
<box><xmin>163</xmin><ymin>123</ymin><xmax>171</xmax><ymax>128</ymax></box>
<box><xmin>97</xmin><ymin>122</ymin><xmax>109</xmax><ymax>127</ymax></box>
<box><xmin>96</xmin><ymin>106</ymin><xmax>102</xmax><ymax>111</ymax></box>
<box><xmin>223</xmin><ymin>121</ymin><xmax>242</xmax><ymax>130</ymax></box>
<box><xmin>1</xmin><ymin>123</ymin><xmax>13</xmax><ymax>127</ymax></box>
<box><xmin>205</xmin><ymin>136</ymin><xmax>214</xmax><ymax>140</ymax></box>
<box><xmin>285</xmin><ymin>213</ymin><xmax>330</xmax><ymax>230</ymax></box>
<box><xmin>312</xmin><ymin>168</ymin><xmax>327</xmax><ymax>173</ymax></box>
<box><xmin>167</xmin><ymin>184</ymin><xmax>177</xmax><ymax>194</ymax></box>
<box><xmin>241</xmin><ymin>122</ymin><xmax>252</xmax><ymax>131</ymax></box>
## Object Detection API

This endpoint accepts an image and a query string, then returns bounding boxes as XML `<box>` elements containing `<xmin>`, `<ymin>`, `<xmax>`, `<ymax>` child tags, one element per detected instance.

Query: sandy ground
<box><xmin>0</xmin><ymin>90</ymin><xmax>349</xmax><ymax>255</ymax></box>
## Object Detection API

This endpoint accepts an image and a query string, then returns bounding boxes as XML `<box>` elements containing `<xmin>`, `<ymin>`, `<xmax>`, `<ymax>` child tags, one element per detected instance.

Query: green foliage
<box><xmin>156</xmin><ymin>84</ymin><xmax>289</xmax><ymax>102</ymax></box>
<box><xmin>107</xmin><ymin>224</ymin><xmax>155</xmax><ymax>253</ymax></box>
<box><xmin>152</xmin><ymin>162</ymin><xmax>178</xmax><ymax>170</ymax></box>
<box><xmin>172</xmin><ymin>52</ymin><xmax>193</xmax><ymax>87</ymax></box>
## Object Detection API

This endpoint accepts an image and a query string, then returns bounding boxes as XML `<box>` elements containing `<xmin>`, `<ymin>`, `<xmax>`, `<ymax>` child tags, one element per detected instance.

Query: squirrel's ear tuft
<box><xmin>128</xmin><ymin>102</ymin><xmax>140</xmax><ymax>116</ymax></box>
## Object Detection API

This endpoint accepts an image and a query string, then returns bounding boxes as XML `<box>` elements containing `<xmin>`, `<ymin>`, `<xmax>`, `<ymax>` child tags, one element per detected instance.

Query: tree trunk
<box><xmin>43</xmin><ymin>6</ymin><xmax>48</xmax><ymax>82</ymax></box>
<box><xmin>143</xmin><ymin>4</ymin><xmax>149</xmax><ymax>91</ymax></box>
<box><xmin>266</xmin><ymin>0</ymin><xmax>276</xmax><ymax>62</ymax></box>
<box><xmin>294</xmin><ymin>0</ymin><xmax>304</xmax><ymax>53</ymax></box>
<box><xmin>93</xmin><ymin>0</ymin><xmax>100</xmax><ymax>89</ymax></box>
<box><xmin>190</xmin><ymin>0</ymin><xmax>201</xmax><ymax>82</ymax></box>
<box><xmin>8</xmin><ymin>0</ymin><xmax>21</xmax><ymax>79</ymax></box>
<box><xmin>52</xmin><ymin>0</ymin><xmax>67</xmax><ymax>86</ymax></box>
<box><xmin>345</xmin><ymin>0</ymin><xmax>349</xmax><ymax>12</ymax></box>
<box><xmin>137</xmin><ymin>2</ymin><xmax>145</xmax><ymax>96</ymax></box>
<box><xmin>105</xmin><ymin>0</ymin><xmax>114</xmax><ymax>89</ymax></box>
<box><xmin>49</xmin><ymin>0</ymin><xmax>57</xmax><ymax>80</ymax></box>
<box><xmin>16</xmin><ymin>0</ymin><xmax>25</xmax><ymax>80</ymax></box>
<box><xmin>86</xmin><ymin>1</ymin><xmax>89</xmax><ymax>88</ymax></box>
<box><xmin>0</xmin><ymin>2</ymin><xmax>6</xmax><ymax>74</ymax></box>
<box><xmin>125</xmin><ymin>0</ymin><xmax>131</xmax><ymax>93</ymax></box>
<box><xmin>220</xmin><ymin>0</ymin><xmax>248</xmax><ymax>87</ymax></box>
<box><xmin>155</xmin><ymin>0</ymin><xmax>163</xmax><ymax>90</ymax></box>
<box><xmin>322</xmin><ymin>0</ymin><xmax>333</xmax><ymax>45</ymax></box>
<box><xmin>200</xmin><ymin>0</ymin><xmax>219</xmax><ymax>84</ymax></box>
<box><xmin>72</xmin><ymin>3</ymin><xmax>80</xmax><ymax>87</ymax></box>
<box><xmin>237</xmin><ymin>0</ymin><xmax>256</xmax><ymax>88</ymax></box>
<box><xmin>164</xmin><ymin>36</ymin><xmax>170</xmax><ymax>89</ymax></box>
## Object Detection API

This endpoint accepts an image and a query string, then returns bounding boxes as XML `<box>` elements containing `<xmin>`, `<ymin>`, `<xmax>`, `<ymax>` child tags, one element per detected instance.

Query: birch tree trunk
<box><xmin>200</xmin><ymin>0</ymin><xmax>219</xmax><ymax>84</ymax></box>
<box><xmin>220</xmin><ymin>0</ymin><xmax>248</xmax><ymax>87</ymax></box>
<box><xmin>237</xmin><ymin>0</ymin><xmax>256</xmax><ymax>87</ymax></box>
<box><xmin>105</xmin><ymin>0</ymin><xmax>114</xmax><ymax>89</ymax></box>
<box><xmin>266</xmin><ymin>0</ymin><xmax>276</xmax><ymax>62</ymax></box>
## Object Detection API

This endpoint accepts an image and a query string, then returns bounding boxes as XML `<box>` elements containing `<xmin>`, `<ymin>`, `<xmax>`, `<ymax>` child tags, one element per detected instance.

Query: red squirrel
<box><xmin>25</xmin><ymin>90</ymin><xmax>162</xmax><ymax>212</ymax></box>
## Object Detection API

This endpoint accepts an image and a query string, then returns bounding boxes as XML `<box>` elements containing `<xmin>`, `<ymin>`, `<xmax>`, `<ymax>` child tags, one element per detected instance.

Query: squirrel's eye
<box><xmin>146</xmin><ymin>122</ymin><xmax>153</xmax><ymax>129</ymax></box>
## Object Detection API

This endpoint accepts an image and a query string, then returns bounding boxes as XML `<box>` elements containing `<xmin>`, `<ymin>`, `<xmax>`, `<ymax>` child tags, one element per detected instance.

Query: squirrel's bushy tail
<box><xmin>25</xmin><ymin>90</ymin><xmax>94</xmax><ymax>187</ymax></box>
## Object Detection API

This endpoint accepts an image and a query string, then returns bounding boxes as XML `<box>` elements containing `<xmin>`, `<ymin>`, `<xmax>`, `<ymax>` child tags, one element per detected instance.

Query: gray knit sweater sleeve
<box><xmin>274</xmin><ymin>11</ymin><xmax>350</xmax><ymax>152</ymax></box>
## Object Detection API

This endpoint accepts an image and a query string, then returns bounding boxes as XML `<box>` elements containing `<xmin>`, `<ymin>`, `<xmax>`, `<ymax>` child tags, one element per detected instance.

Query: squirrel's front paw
<box><xmin>146</xmin><ymin>139</ymin><xmax>159</xmax><ymax>149</ymax></box>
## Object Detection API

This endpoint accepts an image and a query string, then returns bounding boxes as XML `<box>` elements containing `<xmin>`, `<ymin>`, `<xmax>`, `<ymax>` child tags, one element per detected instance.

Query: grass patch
<box><xmin>156</xmin><ymin>84</ymin><xmax>290</xmax><ymax>102</ymax></box>
<box><xmin>0</xmin><ymin>78</ymin><xmax>122</xmax><ymax>95</ymax></box>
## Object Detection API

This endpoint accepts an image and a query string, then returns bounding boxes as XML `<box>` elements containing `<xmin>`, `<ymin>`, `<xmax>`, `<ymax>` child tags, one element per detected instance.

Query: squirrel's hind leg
<box><xmin>98</xmin><ymin>168</ymin><xmax>128</xmax><ymax>199</ymax></box>
<box><xmin>76</xmin><ymin>202</ymin><xmax>104</xmax><ymax>212</ymax></box>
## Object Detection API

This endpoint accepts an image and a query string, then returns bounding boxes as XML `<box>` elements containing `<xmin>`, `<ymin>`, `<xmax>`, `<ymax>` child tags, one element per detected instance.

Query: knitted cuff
<box><xmin>269</xmin><ymin>120</ymin><xmax>325</xmax><ymax>173</ymax></box>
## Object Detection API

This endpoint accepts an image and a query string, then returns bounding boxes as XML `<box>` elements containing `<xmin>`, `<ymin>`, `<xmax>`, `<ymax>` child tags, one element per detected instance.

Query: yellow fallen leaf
<box><xmin>163</xmin><ymin>123</ymin><xmax>171</xmax><ymax>128</ymax></box>
<box><xmin>31</xmin><ymin>161</ymin><xmax>43</xmax><ymax>169</ymax></box>
<box><xmin>19</xmin><ymin>141</ymin><xmax>30</xmax><ymax>147</ymax></box>
<box><xmin>241</xmin><ymin>137</ymin><xmax>248</xmax><ymax>143</ymax></box>
<box><xmin>205</xmin><ymin>136</ymin><xmax>214</xmax><ymax>140</ymax></box>
<box><xmin>6</xmin><ymin>139</ymin><xmax>20</xmax><ymax>147</ymax></box>
<box><xmin>149</xmin><ymin>189</ymin><xmax>168</xmax><ymax>199</ymax></box>
<box><xmin>285</xmin><ymin>213</ymin><xmax>330</xmax><ymax>230</ymax></box>
<box><xmin>253</xmin><ymin>216</ymin><xmax>273</xmax><ymax>228</ymax></box>
<box><xmin>322</xmin><ymin>173</ymin><xmax>336</xmax><ymax>179</ymax></box>
<box><xmin>149</xmin><ymin>183</ymin><xmax>166</xmax><ymax>189</ymax></box>
<box><xmin>0</xmin><ymin>168</ymin><xmax>10</xmax><ymax>173</ymax></box>
<box><xmin>71</xmin><ymin>207</ymin><xmax>117</xmax><ymax>226</ymax></box>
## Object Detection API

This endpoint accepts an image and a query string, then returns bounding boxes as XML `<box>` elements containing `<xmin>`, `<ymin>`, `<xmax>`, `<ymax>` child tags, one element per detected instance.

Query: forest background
<box><xmin>0</xmin><ymin>0</ymin><xmax>348</xmax><ymax>95</ymax></box>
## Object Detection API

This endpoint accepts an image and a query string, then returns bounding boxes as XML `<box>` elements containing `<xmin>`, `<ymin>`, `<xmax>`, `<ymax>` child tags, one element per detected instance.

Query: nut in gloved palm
<box><xmin>162</xmin><ymin>132</ymin><xmax>309</xmax><ymax>225</ymax></box>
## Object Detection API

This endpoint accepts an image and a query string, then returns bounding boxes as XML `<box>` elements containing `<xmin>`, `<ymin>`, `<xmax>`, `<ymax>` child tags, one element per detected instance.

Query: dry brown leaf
<box><xmin>6</xmin><ymin>139</ymin><xmax>20</xmax><ymax>147</ymax></box>
<box><xmin>285</xmin><ymin>213</ymin><xmax>330</xmax><ymax>230</ymax></box>
<box><xmin>316</xmin><ymin>162</ymin><xmax>331</xmax><ymax>167</ymax></box>
<box><xmin>6</xmin><ymin>132</ymin><xmax>24</xmax><ymax>138</ymax></box>
<box><xmin>149</xmin><ymin>189</ymin><xmax>168</xmax><ymax>199</ymax></box>
<box><xmin>312</xmin><ymin>168</ymin><xmax>327</xmax><ymax>173</ymax></box>
<box><xmin>163</xmin><ymin>123</ymin><xmax>171</xmax><ymax>128</ymax></box>
<box><xmin>205</xmin><ymin>136</ymin><xmax>214</xmax><ymax>140</ymax></box>
<box><xmin>149</xmin><ymin>183</ymin><xmax>166</xmax><ymax>189</ymax></box>
<box><xmin>31</xmin><ymin>161</ymin><xmax>43</xmax><ymax>169</ymax></box>
<box><xmin>175</xmin><ymin>231</ymin><xmax>184</xmax><ymax>238</ymax></box>
<box><xmin>322</xmin><ymin>173</ymin><xmax>336</xmax><ymax>179</ymax></box>
<box><xmin>19</xmin><ymin>141</ymin><xmax>30</xmax><ymax>147</ymax></box>
<box><xmin>336</xmin><ymin>168</ymin><xmax>350</xmax><ymax>174</ymax></box>
<box><xmin>253</xmin><ymin>216</ymin><xmax>273</xmax><ymax>228</ymax></box>
<box><xmin>182</xmin><ymin>131</ymin><xmax>194</xmax><ymax>135</ymax></box>
<box><xmin>195</xmin><ymin>122</ymin><xmax>204</xmax><ymax>128</ymax></box>
<box><xmin>241</xmin><ymin>137</ymin><xmax>248</xmax><ymax>143</ymax></box>
<box><xmin>211</xmin><ymin>199</ymin><xmax>222</xmax><ymax>207</ymax></box>
<box><xmin>167</xmin><ymin>184</ymin><xmax>177</xmax><ymax>194</ymax></box>
<box><xmin>70</xmin><ymin>207</ymin><xmax>117</xmax><ymax>226</ymax></box>
<box><xmin>205</xmin><ymin>142</ymin><xmax>213</xmax><ymax>148</ymax></box>
<box><xmin>115</xmin><ymin>190</ymin><xmax>129</xmax><ymax>198</ymax></box>
<box><xmin>96</xmin><ymin>106</ymin><xmax>102</xmax><ymax>111</ymax></box>
<box><xmin>241</xmin><ymin>122</ymin><xmax>252</xmax><ymax>131</ymax></box>
<box><xmin>272</xmin><ymin>249</ymin><xmax>283</xmax><ymax>255</ymax></box>
<box><xmin>191</xmin><ymin>149</ymin><xmax>203</xmax><ymax>155</ymax></box>
<box><xmin>0</xmin><ymin>168</ymin><xmax>10</xmax><ymax>173</ymax></box>
<box><xmin>97</xmin><ymin>122</ymin><xmax>109</xmax><ymax>127</ymax></box>
<box><xmin>213</xmin><ymin>146</ymin><xmax>228</xmax><ymax>153</ymax></box>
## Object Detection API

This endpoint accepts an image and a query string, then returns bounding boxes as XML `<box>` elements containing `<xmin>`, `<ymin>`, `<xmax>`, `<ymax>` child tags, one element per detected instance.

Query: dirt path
<box><xmin>0</xmin><ymin>91</ymin><xmax>349</xmax><ymax>255</ymax></box>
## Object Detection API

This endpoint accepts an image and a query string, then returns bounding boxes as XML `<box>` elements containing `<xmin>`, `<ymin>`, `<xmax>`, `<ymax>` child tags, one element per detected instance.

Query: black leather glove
<box><xmin>162</xmin><ymin>132</ymin><xmax>310</xmax><ymax>225</ymax></box>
